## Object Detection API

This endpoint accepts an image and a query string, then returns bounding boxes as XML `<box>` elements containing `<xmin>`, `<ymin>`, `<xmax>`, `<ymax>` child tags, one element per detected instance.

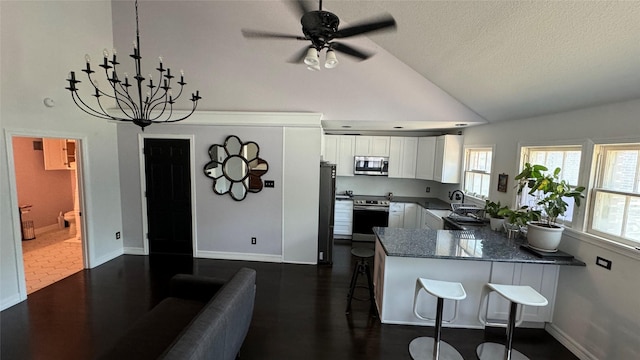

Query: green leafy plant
<box><xmin>484</xmin><ymin>200</ymin><xmax>510</xmax><ymax>219</ymax></box>
<box><xmin>514</xmin><ymin>163</ymin><xmax>585</xmax><ymax>227</ymax></box>
<box><xmin>503</xmin><ymin>206</ymin><xmax>541</xmax><ymax>228</ymax></box>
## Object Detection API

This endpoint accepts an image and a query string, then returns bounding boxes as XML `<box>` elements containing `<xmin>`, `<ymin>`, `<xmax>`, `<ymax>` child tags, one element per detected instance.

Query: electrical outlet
<box><xmin>596</xmin><ymin>256</ymin><xmax>612</xmax><ymax>270</ymax></box>
<box><xmin>115</xmin><ymin>231</ymin><xmax>121</xmax><ymax>240</ymax></box>
<box><xmin>251</xmin><ymin>237</ymin><xmax>256</xmax><ymax>245</ymax></box>
<box><xmin>426</xmin><ymin>187</ymin><xmax>430</xmax><ymax>193</ymax></box>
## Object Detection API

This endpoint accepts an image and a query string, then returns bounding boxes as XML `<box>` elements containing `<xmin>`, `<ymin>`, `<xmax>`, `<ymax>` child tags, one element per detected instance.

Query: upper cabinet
<box><xmin>434</xmin><ymin>135</ymin><xmax>463</xmax><ymax>183</ymax></box>
<box><xmin>355</xmin><ymin>136</ymin><xmax>390</xmax><ymax>157</ymax></box>
<box><xmin>43</xmin><ymin>138</ymin><xmax>76</xmax><ymax>170</ymax></box>
<box><xmin>324</xmin><ymin>135</ymin><xmax>355</xmax><ymax>176</ymax></box>
<box><xmin>415</xmin><ymin>137</ymin><xmax>436</xmax><ymax>180</ymax></box>
<box><xmin>325</xmin><ymin>134</ymin><xmax>462</xmax><ymax>182</ymax></box>
<box><xmin>388</xmin><ymin>137</ymin><xmax>418</xmax><ymax>179</ymax></box>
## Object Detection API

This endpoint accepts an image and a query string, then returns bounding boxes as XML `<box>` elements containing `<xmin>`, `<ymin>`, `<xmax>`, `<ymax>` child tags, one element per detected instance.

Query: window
<box><xmin>589</xmin><ymin>144</ymin><xmax>640</xmax><ymax>246</ymax></box>
<box><xmin>463</xmin><ymin>147</ymin><xmax>492</xmax><ymax>199</ymax></box>
<box><xmin>518</xmin><ymin>146</ymin><xmax>582</xmax><ymax>224</ymax></box>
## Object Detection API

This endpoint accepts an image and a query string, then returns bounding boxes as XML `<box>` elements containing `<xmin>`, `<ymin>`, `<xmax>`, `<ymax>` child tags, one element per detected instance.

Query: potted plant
<box><xmin>484</xmin><ymin>200</ymin><xmax>510</xmax><ymax>231</ymax></box>
<box><xmin>514</xmin><ymin>163</ymin><xmax>585</xmax><ymax>251</ymax></box>
<box><xmin>501</xmin><ymin>206</ymin><xmax>541</xmax><ymax>238</ymax></box>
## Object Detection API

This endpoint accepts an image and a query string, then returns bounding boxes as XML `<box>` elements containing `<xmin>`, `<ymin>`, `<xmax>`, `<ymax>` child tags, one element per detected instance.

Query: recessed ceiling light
<box><xmin>455</xmin><ymin>123</ymin><xmax>467</xmax><ymax>127</ymax></box>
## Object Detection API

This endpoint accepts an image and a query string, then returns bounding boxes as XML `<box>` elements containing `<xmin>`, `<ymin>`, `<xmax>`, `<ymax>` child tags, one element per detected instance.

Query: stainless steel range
<box><xmin>352</xmin><ymin>199</ymin><xmax>390</xmax><ymax>242</ymax></box>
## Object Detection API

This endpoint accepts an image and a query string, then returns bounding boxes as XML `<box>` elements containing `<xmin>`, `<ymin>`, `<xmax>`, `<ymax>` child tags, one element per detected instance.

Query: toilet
<box><xmin>63</xmin><ymin>211</ymin><xmax>80</xmax><ymax>240</ymax></box>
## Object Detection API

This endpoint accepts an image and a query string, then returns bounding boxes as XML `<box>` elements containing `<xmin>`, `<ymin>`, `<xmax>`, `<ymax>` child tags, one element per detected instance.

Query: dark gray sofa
<box><xmin>100</xmin><ymin>267</ymin><xmax>256</xmax><ymax>360</ymax></box>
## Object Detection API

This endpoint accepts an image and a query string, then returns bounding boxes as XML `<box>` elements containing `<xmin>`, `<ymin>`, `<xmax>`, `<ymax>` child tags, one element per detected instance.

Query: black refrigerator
<box><xmin>318</xmin><ymin>162</ymin><xmax>336</xmax><ymax>265</ymax></box>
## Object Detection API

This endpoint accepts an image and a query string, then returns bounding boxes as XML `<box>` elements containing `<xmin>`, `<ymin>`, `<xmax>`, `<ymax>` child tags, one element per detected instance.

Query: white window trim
<box><xmin>516</xmin><ymin>139</ymin><xmax>593</xmax><ymax>229</ymax></box>
<box><xmin>462</xmin><ymin>144</ymin><xmax>495</xmax><ymax>202</ymax></box>
<box><xmin>586</xmin><ymin>142</ymin><xmax>640</xmax><ymax>247</ymax></box>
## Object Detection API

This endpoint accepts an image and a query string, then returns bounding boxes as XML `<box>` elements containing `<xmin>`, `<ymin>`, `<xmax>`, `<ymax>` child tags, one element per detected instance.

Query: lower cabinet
<box><xmin>485</xmin><ymin>263</ymin><xmax>559</xmax><ymax>324</ymax></box>
<box><xmin>334</xmin><ymin>200</ymin><xmax>353</xmax><ymax>237</ymax></box>
<box><xmin>389</xmin><ymin>202</ymin><xmax>421</xmax><ymax>229</ymax></box>
<box><xmin>374</xmin><ymin>246</ymin><xmax>559</xmax><ymax>327</ymax></box>
<box><xmin>388</xmin><ymin>203</ymin><xmax>405</xmax><ymax>228</ymax></box>
<box><xmin>421</xmin><ymin>208</ymin><xmax>445</xmax><ymax>230</ymax></box>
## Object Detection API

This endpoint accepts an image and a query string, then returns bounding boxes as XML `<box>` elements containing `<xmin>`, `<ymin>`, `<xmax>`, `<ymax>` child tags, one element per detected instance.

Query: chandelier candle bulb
<box><xmin>65</xmin><ymin>0</ymin><xmax>200</xmax><ymax>130</ymax></box>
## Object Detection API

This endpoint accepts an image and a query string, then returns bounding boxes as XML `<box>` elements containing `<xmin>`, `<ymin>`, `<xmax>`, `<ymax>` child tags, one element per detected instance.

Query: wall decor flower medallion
<box><xmin>203</xmin><ymin>135</ymin><xmax>269</xmax><ymax>201</ymax></box>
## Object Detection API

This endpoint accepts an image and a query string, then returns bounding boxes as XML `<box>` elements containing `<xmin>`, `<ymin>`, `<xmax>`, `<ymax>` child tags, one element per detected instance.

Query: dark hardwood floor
<box><xmin>1</xmin><ymin>240</ymin><xmax>578</xmax><ymax>360</ymax></box>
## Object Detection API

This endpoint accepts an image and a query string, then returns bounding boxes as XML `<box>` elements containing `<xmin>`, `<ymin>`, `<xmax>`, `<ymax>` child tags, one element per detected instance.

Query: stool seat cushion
<box><xmin>418</xmin><ymin>278</ymin><xmax>467</xmax><ymax>301</ymax></box>
<box><xmin>351</xmin><ymin>247</ymin><xmax>375</xmax><ymax>258</ymax></box>
<box><xmin>488</xmin><ymin>284</ymin><xmax>548</xmax><ymax>307</ymax></box>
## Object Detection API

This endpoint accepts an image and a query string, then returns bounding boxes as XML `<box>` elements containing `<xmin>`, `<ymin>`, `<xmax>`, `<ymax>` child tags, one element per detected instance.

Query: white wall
<box><xmin>1</xmin><ymin>1</ymin><xmax>123</xmax><ymax>310</ymax></box>
<box><xmin>462</xmin><ymin>98</ymin><xmax>640</xmax><ymax>359</ymax></box>
<box><xmin>116</xmin><ymin>113</ymin><xmax>322</xmax><ymax>264</ymax></box>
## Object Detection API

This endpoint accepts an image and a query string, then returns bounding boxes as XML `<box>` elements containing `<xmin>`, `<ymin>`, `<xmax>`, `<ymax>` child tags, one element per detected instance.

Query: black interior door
<box><xmin>144</xmin><ymin>138</ymin><xmax>192</xmax><ymax>255</ymax></box>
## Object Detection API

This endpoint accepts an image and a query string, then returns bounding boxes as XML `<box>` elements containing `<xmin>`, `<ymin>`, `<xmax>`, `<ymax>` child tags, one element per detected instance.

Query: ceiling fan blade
<box><xmin>288</xmin><ymin>46</ymin><xmax>312</xmax><ymax>64</ymax></box>
<box><xmin>333</xmin><ymin>14</ymin><xmax>396</xmax><ymax>39</ymax></box>
<box><xmin>330</xmin><ymin>42</ymin><xmax>373</xmax><ymax>61</ymax></box>
<box><xmin>242</xmin><ymin>29</ymin><xmax>306</xmax><ymax>40</ymax></box>
<box><xmin>287</xmin><ymin>0</ymin><xmax>315</xmax><ymax>17</ymax></box>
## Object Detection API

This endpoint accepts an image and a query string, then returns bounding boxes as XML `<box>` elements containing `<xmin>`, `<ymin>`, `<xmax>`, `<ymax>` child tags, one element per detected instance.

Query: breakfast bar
<box><xmin>372</xmin><ymin>226</ymin><xmax>585</xmax><ymax>329</ymax></box>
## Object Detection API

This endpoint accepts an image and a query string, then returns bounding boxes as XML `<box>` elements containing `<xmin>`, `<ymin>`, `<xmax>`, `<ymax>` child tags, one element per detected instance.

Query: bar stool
<box><xmin>409</xmin><ymin>278</ymin><xmax>467</xmax><ymax>360</ymax></box>
<box><xmin>476</xmin><ymin>284</ymin><xmax>548</xmax><ymax>360</ymax></box>
<box><xmin>345</xmin><ymin>247</ymin><xmax>376</xmax><ymax>315</ymax></box>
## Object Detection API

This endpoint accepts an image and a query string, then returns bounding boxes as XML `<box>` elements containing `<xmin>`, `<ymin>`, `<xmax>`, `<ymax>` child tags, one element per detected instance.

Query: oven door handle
<box><xmin>353</xmin><ymin>206</ymin><xmax>389</xmax><ymax>212</ymax></box>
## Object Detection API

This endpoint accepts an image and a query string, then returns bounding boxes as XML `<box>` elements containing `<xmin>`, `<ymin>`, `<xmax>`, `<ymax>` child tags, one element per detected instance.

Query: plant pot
<box><xmin>489</xmin><ymin>217</ymin><xmax>505</xmax><ymax>231</ymax></box>
<box><xmin>526</xmin><ymin>222</ymin><xmax>564</xmax><ymax>252</ymax></box>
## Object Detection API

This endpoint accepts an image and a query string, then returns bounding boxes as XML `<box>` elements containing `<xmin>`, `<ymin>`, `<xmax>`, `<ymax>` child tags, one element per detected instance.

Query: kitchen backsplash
<box><xmin>336</xmin><ymin>176</ymin><xmax>460</xmax><ymax>201</ymax></box>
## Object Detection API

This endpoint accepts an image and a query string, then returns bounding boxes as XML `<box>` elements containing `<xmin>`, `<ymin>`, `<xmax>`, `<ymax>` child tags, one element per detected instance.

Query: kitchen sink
<box><xmin>447</xmin><ymin>213</ymin><xmax>486</xmax><ymax>224</ymax></box>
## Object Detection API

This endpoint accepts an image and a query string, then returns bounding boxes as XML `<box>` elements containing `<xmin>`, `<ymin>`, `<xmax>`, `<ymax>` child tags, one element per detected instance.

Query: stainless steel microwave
<box><xmin>354</xmin><ymin>156</ymin><xmax>389</xmax><ymax>176</ymax></box>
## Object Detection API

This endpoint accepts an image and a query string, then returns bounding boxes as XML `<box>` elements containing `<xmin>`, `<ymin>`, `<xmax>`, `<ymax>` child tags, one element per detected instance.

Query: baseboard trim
<box><xmin>0</xmin><ymin>293</ymin><xmax>23</xmax><ymax>311</ymax></box>
<box><xmin>90</xmin><ymin>248</ymin><xmax>124</xmax><ymax>269</ymax></box>
<box><xmin>35</xmin><ymin>224</ymin><xmax>61</xmax><ymax>235</ymax></box>
<box><xmin>545</xmin><ymin>323</ymin><xmax>599</xmax><ymax>360</ymax></box>
<box><xmin>196</xmin><ymin>250</ymin><xmax>282</xmax><ymax>263</ymax></box>
<box><xmin>123</xmin><ymin>247</ymin><xmax>146</xmax><ymax>255</ymax></box>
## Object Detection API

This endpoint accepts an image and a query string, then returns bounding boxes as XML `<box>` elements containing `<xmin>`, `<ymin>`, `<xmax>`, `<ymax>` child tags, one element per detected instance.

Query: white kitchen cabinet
<box><xmin>421</xmin><ymin>208</ymin><xmax>445</xmax><ymax>230</ymax></box>
<box><xmin>434</xmin><ymin>135</ymin><xmax>463</xmax><ymax>183</ymax></box>
<box><xmin>403</xmin><ymin>203</ymin><xmax>420</xmax><ymax>229</ymax></box>
<box><xmin>416</xmin><ymin>137</ymin><xmax>436</xmax><ymax>180</ymax></box>
<box><xmin>324</xmin><ymin>135</ymin><xmax>355</xmax><ymax>177</ymax></box>
<box><xmin>388</xmin><ymin>137</ymin><xmax>418</xmax><ymax>179</ymax></box>
<box><xmin>334</xmin><ymin>199</ymin><xmax>354</xmax><ymax>237</ymax></box>
<box><xmin>354</xmin><ymin>136</ymin><xmax>390</xmax><ymax>156</ymax></box>
<box><xmin>43</xmin><ymin>138</ymin><xmax>76</xmax><ymax>170</ymax></box>
<box><xmin>388</xmin><ymin>202</ymin><xmax>405</xmax><ymax>228</ymax></box>
<box><xmin>389</xmin><ymin>202</ymin><xmax>421</xmax><ymax>229</ymax></box>
<box><xmin>485</xmin><ymin>263</ymin><xmax>559</xmax><ymax>324</ymax></box>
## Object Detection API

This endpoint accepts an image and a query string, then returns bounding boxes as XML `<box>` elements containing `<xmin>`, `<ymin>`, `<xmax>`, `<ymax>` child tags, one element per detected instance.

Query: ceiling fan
<box><xmin>241</xmin><ymin>0</ymin><xmax>396</xmax><ymax>70</ymax></box>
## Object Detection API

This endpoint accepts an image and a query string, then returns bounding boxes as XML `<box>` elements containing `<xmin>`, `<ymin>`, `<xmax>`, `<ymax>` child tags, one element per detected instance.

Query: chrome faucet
<box><xmin>449</xmin><ymin>190</ymin><xmax>465</xmax><ymax>204</ymax></box>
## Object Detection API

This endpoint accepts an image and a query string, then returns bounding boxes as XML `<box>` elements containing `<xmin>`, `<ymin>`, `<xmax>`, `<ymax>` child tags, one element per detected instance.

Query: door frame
<box><xmin>138</xmin><ymin>133</ymin><xmax>197</xmax><ymax>256</ymax></box>
<box><xmin>4</xmin><ymin>128</ymin><xmax>90</xmax><ymax>300</ymax></box>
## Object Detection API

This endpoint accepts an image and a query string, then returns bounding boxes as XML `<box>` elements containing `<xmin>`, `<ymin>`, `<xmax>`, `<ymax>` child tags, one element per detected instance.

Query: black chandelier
<box><xmin>66</xmin><ymin>0</ymin><xmax>201</xmax><ymax>130</ymax></box>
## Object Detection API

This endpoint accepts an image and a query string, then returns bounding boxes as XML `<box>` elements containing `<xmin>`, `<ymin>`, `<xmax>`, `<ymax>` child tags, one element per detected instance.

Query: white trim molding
<box><xmin>546</xmin><ymin>323</ymin><xmax>599</xmax><ymax>360</ymax></box>
<box><xmin>110</xmin><ymin>110</ymin><xmax>323</xmax><ymax>128</ymax></box>
<box><xmin>197</xmin><ymin>250</ymin><xmax>283</xmax><ymax>263</ymax></box>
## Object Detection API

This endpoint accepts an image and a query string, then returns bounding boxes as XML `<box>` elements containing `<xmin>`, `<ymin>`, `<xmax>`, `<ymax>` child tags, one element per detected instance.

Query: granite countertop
<box><xmin>373</xmin><ymin>226</ymin><xmax>586</xmax><ymax>266</ymax></box>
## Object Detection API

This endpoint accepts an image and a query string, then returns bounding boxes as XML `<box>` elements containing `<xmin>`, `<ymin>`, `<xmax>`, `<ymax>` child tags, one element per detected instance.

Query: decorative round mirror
<box><xmin>203</xmin><ymin>135</ymin><xmax>269</xmax><ymax>201</ymax></box>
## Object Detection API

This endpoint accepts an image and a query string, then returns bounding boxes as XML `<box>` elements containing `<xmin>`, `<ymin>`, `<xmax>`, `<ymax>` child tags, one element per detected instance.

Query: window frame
<box><xmin>587</xmin><ymin>143</ymin><xmax>640</xmax><ymax>247</ymax></box>
<box><xmin>516</xmin><ymin>142</ymin><xmax>589</xmax><ymax>228</ymax></box>
<box><xmin>462</xmin><ymin>145</ymin><xmax>495</xmax><ymax>201</ymax></box>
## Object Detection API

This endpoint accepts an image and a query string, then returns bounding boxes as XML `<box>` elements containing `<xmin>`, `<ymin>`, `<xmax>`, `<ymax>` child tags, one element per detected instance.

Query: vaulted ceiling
<box><xmin>111</xmin><ymin>1</ymin><xmax>640</xmax><ymax>133</ymax></box>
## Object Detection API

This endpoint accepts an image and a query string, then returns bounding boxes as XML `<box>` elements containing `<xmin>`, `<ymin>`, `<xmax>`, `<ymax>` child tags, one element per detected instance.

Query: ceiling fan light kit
<box><xmin>242</xmin><ymin>0</ymin><xmax>396</xmax><ymax>71</ymax></box>
<box><xmin>324</xmin><ymin>50</ymin><xmax>339</xmax><ymax>69</ymax></box>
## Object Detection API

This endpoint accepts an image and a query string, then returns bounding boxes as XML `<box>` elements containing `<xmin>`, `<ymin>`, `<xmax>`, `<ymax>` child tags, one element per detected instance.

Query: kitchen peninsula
<box><xmin>372</xmin><ymin>226</ymin><xmax>585</xmax><ymax>329</ymax></box>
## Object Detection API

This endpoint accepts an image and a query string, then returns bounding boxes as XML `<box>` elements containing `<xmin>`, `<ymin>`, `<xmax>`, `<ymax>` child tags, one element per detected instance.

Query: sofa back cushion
<box><xmin>161</xmin><ymin>267</ymin><xmax>257</xmax><ymax>360</ymax></box>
